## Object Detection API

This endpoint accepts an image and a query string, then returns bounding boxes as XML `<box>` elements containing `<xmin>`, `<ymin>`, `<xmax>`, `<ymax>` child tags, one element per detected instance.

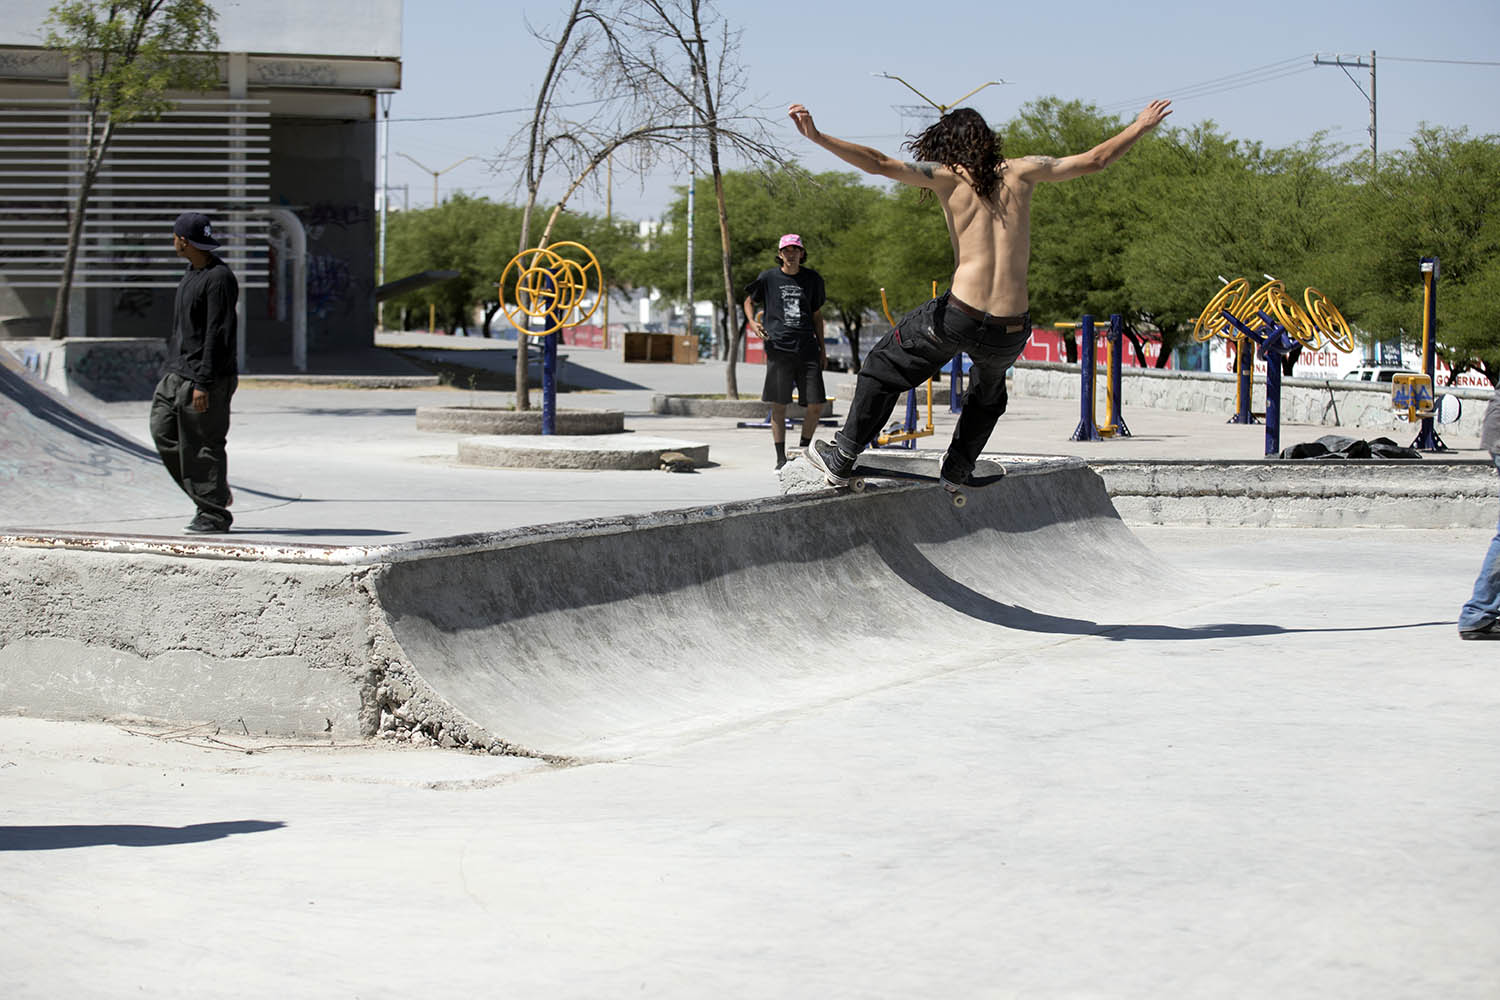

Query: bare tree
<box><xmin>43</xmin><ymin>0</ymin><xmax>219</xmax><ymax>340</ymax></box>
<box><xmin>498</xmin><ymin>0</ymin><xmax>784</xmax><ymax>403</ymax></box>
<box><xmin>613</xmin><ymin>0</ymin><xmax>786</xmax><ymax>398</ymax></box>
<box><xmin>503</xmin><ymin>2</ymin><xmax>679</xmax><ymax>408</ymax></box>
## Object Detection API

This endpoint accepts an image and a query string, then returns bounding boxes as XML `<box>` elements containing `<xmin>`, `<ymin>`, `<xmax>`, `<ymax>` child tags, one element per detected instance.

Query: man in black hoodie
<box><xmin>150</xmin><ymin>211</ymin><xmax>238</xmax><ymax>533</ymax></box>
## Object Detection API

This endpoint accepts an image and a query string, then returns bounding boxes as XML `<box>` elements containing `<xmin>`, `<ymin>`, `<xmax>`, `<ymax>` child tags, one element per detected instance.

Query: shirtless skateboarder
<box><xmin>792</xmin><ymin>98</ymin><xmax>1172</xmax><ymax>489</ymax></box>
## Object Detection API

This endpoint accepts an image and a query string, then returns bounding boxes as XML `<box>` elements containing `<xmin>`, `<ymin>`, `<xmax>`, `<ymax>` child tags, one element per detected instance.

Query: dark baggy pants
<box><xmin>833</xmin><ymin>293</ymin><xmax>1030</xmax><ymax>476</ymax></box>
<box><xmin>149</xmin><ymin>371</ymin><xmax>236</xmax><ymax>525</ymax></box>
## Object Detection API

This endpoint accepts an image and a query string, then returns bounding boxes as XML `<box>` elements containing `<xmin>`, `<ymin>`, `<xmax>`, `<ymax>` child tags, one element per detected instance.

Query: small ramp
<box><xmin>0</xmin><ymin>351</ymin><xmax>187</xmax><ymax>528</ymax></box>
<box><xmin>0</xmin><ymin>455</ymin><xmax>1180</xmax><ymax>759</ymax></box>
<box><xmin>374</xmin><ymin>459</ymin><xmax>1177</xmax><ymax>760</ymax></box>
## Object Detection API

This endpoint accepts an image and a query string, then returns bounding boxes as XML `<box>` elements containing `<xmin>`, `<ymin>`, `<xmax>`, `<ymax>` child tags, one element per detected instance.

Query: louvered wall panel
<box><xmin>0</xmin><ymin>98</ymin><xmax>271</xmax><ymax>288</ymax></box>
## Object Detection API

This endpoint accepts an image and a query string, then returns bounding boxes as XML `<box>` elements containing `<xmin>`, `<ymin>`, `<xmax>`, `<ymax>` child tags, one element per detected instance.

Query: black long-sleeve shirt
<box><xmin>167</xmin><ymin>256</ymin><xmax>238</xmax><ymax>388</ymax></box>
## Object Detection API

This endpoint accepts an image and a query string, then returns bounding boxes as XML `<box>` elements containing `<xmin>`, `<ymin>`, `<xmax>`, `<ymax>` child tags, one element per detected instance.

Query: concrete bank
<box><xmin>1097</xmin><ymin>459</ymin><xmax>1499</xmax><ymax>528</ymax></box>
<box><xmin>0</xmin><ymin>460</ymin><xmax>1173</xmax><ymax>759</ymax></box>
<box><xmin>1011</xmin><ymin>360</ymin><xmax>1494</xmax><ymax>440</ymax></box>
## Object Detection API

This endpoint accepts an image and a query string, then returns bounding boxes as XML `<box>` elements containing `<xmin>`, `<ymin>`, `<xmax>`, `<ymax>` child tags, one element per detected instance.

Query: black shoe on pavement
<box><xmin>185</xmin><ymin>512</ymin><xmax>231</xmax><ymax>534</ymax></box>
<box><xmin>806</xmin><ymin>439</ymin><xmax>856</xmax><ymax>487</ymax></box>
<box><xmin>1459</xmin><ymin>620</ymin><xmax>1499</xmax><ymax>640</ymax></box>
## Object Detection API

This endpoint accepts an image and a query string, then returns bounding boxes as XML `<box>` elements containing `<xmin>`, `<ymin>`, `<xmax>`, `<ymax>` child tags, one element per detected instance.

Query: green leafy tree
<box><xmin>1341</xmin><ymin>127</ymin><xmax>1500</xmax><ymax>384</ymax></box>
<box><xmin>42</xmin><ymin>0</ymin><xmax>221</xmax><ymax>339</ymax></box>
<box><xmin>625</xmin><ymin>167</ymin><xmax>891</xmax><ymax>372</ymax></box>
<box><xmin>811</xmin><ymin>179</ymin><xmax>885</xmax><ymax>372</ymax></box>
<box><xmin>384</xmin><ymin>194</ymin><xmax>637</xmax><ymax>337</ymax></box>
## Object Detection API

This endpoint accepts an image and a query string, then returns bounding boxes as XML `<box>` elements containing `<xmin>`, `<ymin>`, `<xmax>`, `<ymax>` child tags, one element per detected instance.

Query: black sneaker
<box><xmin>185</xmin><ymin>512</ymin><xmax>231</xmax><ymax>533</ymax></box>
<box><xmin>805</xmin><ymin>439</ymin><xmax>856</xmax><ymax>487</ymax></box>
<box><xmin>1459</xmin><ymin>620</ymin><xmax>1499</xmax><ymax>640</ymax></box>
<box><xmin>939</xmin><ymin>450</ymin><xmax>972</xmax><ymax>493</ymax></box>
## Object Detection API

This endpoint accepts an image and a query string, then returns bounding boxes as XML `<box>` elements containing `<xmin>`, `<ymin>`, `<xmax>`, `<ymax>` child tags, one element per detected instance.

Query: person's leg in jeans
<box><xmin>943</xmin><ymin>329</ymin><xmax>1030</xmax><ymax>481</ymax></box>
<box><xmin>832</xmin><ymin>298</ymin><xmax>953</xmax><ymax>457</ymax></box>
<box><xmin>1458</xmin><ymin>456</ymin><xmax>1500</xmax><ymax>636</ymax></box>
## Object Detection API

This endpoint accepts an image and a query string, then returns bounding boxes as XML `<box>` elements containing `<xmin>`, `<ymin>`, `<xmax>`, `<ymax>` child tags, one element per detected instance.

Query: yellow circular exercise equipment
<box><xmin>1193</xmin><ymin>276</ymin><xmax>1354</xmax><ymax>353</ymax></box>
<box><xmin>498</xmin><ymin>240</ymin><xmax>603</xmax><ymax>337</ymax></box>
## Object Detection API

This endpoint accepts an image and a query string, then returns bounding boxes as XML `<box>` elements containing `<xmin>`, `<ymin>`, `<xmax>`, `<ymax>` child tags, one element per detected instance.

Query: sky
<box><xmin>384</xmin><ymin>0</ymin><xmax>1500</xmax><ymax>221</ymax></box>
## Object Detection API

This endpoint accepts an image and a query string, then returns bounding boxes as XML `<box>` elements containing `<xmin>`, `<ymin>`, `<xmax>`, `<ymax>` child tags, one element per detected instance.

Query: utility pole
<box><xmin>395</xmin><ymin>152</ymin><xmax>476</xmax><ymax>335</ymax></box>
<box><xmin>377</xmin><ymin>91</ymin><xmax>392</xmax><ymax>330</ymax></box>
<box><xmin>396</xmin><ymin>152</ymin><xmax>476</xmax><ymax>207</ymax></box>
<box><xmin>1313</xmin><ymin>51</ymin><xmax>1377</xmax><ymax>172</ymax></box>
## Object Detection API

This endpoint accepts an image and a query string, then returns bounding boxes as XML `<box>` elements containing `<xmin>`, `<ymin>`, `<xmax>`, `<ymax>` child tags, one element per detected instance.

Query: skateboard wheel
<box><xmin>951</xmin><ymin>492</ymin><xmax>966</xmax><ymax>508</ymax></box>
<box><xmin>850</xmin><ymin>478</ymin><xmax>866</xmax><ymax>492</ymax></box>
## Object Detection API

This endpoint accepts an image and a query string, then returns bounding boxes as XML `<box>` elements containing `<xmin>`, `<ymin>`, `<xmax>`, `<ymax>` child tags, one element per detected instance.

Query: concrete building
<box><xmin>0</xmin><ymin>0</ymin><xmax>401</xmax><ymax>370</ymax></box>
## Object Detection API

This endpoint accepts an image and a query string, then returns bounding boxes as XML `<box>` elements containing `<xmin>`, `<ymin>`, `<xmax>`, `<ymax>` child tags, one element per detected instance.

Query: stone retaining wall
<box><xmin>1011</xmin><ymin>361</ymin><xmax>1492</xmax><ymax>440</ymax></box>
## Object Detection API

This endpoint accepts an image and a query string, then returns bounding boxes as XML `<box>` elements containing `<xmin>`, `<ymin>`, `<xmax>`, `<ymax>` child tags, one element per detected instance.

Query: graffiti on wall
<box><xmin>307</xmin><ymin>254</ymin><xmax>354</xmax><ymax>321</ymax></box>
<box><xmin>68</xmin><ymin>341</ymin><xmax>167</xmax><ymax>402</ymax></box>
<box><xmin>297</xmin><ymin>201</ymin><xmax>371</xmax><ymax>241</ymax></box>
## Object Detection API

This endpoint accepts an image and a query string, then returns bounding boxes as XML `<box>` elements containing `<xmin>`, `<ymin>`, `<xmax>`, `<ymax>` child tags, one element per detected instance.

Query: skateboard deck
<box><xmin>844</xmin><ymin>454</ymin><xmax>1006</xmax><ymax>507</ymax></box>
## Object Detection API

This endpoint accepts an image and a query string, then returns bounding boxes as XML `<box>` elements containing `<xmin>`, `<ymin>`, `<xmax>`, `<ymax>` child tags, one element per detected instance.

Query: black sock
<box><xmin>775</xmin><ymin>442</ymin><xmax>787</xmax><ymax>462</ymax></box>
<box><xmin>799</xmin><ymin>437</ymin><xmax>812</xmax><ymax>448</ymax></box>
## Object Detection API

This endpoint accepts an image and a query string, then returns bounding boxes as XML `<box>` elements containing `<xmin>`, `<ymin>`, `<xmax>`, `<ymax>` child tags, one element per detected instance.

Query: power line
<box><xmin>1095</xmin><ymin>54</ymin><xmax>1313</xmax><ymax>113</ymax></box>
<box><xmin>387</xmin><ymin>96</ymin><xmax>611</xmax><ymax>124</ymax></box>
<box><xmin>1382</xmin><ymin>55</ymin><xmax>1500</xmax><ymax>67</ymax></box>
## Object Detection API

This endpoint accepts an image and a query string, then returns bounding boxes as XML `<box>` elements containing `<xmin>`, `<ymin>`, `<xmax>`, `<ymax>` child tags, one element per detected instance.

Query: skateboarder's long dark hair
<box><xmin>904</xmin><ymin>108</ymin><xmax>1004</xmax><ymax>201</ymax></box>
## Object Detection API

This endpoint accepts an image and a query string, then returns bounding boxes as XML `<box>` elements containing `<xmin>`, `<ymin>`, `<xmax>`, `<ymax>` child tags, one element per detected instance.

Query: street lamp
<box><xmin>397</xmin><ymin>152</ymin><xmax>477</xmax><ymax>208</ymax></box>
<box><xmin>396</xmin><ymin>152</ymin><xmax>476</xmax><ymax>334</ymax></box>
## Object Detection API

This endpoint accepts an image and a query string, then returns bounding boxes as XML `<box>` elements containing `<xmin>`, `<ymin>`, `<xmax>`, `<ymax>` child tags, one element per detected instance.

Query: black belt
<box><xmin>948</xmin><ymin>294</ymin><xmax>1028</xmax><ymax>332</ymax></box>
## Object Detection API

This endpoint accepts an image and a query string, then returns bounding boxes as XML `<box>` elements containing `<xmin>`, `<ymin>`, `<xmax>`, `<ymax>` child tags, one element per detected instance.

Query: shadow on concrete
<box><xmin>0</xmin><ymin>820</ymin><xmax>286</xmax><ymax>851</ymax></box>
<box><xmin>393</xmin><ymin>347</ymin><xmax>651</xmax><ymax>392</ymax></box>
<box><xmin>0</xmin><ymin>356</ymin><xmax>158</xmax><ymax>461</ymax></box>
<box><xmin>876</xmin><ymin>533</ymin><xmax>1451</xmax><ymax>640</ymax></box>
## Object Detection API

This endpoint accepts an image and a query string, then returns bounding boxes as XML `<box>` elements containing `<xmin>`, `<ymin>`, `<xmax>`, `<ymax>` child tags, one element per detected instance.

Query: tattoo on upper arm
<box><xmin>1028</xmin><ymin>155</ymin><xmax>1059</xmax><ymax>166</ymax></box>
<box><xmin>904</xmin><ymin>160</ymin><xmax>938</xmax><ymax>179</ymax></box>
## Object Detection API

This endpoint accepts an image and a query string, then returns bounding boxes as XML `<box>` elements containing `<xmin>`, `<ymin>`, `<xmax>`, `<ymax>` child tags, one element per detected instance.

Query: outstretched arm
<box><xmin>1011</xmin><ymin>99</ymin><xmax>1172</xmax><ymax>183</ymax></box>
<box><xmin>788</xmin><ymin>103</ymin><xmax>954</xmax><ymax>192</ymax></box>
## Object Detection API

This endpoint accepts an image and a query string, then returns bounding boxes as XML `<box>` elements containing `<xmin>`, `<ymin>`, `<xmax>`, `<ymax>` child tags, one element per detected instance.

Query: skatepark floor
<box><xmin>1</xmin><ymin>339</ymin><xmax>1497</xmax><ymax>997</ymax></box>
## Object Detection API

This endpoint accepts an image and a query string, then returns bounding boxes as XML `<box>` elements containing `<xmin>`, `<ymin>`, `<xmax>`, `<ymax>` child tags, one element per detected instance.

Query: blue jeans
<box><xmin>1458</xmin><ymin>455</ymin><xmax>1500</xmax><ymax>631</ymax></box>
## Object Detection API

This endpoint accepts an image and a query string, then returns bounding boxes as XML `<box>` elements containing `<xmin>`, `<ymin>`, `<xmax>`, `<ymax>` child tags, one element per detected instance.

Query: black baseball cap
<box><xmin>173</xmin><ymin>211</ymin><xmax>221</xmax><ymax>251</ymax></box>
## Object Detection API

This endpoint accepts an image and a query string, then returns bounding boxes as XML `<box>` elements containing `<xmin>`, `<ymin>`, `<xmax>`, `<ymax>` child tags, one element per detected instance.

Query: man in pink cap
<box><xmin>743</xmin><ymin>233</ymin><xmax>827</xmax><ymax>469</ymax></box>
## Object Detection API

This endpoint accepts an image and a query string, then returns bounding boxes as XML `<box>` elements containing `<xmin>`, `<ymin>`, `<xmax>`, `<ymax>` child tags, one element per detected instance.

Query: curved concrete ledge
<box><xmin>457</xmin><ymin>434</ymin><xmax>709</xmax><ymax>470</ymax></box>
<box><xmin>417</xmin><ymin>406</ymin><xmax>624</xmax><ymax>435</ymax></box>
<box><xmin>651</xmin><ymin>394</ymin><xmax>836</xmax><ymax>419</ymax></box>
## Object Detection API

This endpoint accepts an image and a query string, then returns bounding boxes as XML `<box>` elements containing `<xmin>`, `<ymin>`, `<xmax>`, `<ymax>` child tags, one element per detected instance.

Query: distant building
<box><xmin>0</xmin><ymin>0</ymin><xmax>401</xmax><ymax>367</ymax></box>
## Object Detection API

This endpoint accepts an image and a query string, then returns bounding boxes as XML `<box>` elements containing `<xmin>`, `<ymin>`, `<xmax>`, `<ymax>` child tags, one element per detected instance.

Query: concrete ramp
<box><xmin>375</xmin><ymin>459</ymin><xmax>1175</xmax><ymax>759</ymax></box>
<box><xmin>0</xmin><ymin>350</ymin><xmax>185</xmax><ymax>527</ymax></box>
<box><xmin>0</xmin><ymin>460</ymin><xmax>1178</xmax><ymax>760</ymax></box>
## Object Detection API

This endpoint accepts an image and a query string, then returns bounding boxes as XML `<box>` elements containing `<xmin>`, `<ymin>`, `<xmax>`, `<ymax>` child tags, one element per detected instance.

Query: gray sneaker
<box><xmin>806</xmin><ymin>439</ymin><xmax>856</xmax><ymax>487</ymax></box>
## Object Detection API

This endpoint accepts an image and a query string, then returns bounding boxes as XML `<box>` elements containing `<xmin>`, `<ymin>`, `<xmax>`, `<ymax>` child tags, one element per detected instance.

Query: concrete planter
<box><xmin>415</xmin><ymin>406</ymin><xmax>624</xmax><ymax>435</ymax></box>
<box><xmin>651</xmin><ymin>394</ymin><xmax>837</xmax><ymax>419</ymax></box>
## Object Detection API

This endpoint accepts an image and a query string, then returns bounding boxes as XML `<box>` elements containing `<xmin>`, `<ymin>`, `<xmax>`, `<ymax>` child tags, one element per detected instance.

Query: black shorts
<box><xmin>761</xmin><ymin>346</ymin><xmax>827</xmax><ymax>406</ymax></box>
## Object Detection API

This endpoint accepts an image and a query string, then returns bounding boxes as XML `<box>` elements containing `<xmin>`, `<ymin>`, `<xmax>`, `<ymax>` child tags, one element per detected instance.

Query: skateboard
<box><xmin>844</xmin><ymin>455</ymin><xmax>1006</xmax><ymax>508</ymax></box>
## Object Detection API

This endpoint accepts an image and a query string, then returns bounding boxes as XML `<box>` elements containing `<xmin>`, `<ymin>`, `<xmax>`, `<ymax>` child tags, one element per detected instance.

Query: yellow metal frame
<box><xmin>1055</xmin><ymin>320</ymin><xmax>1124</xmax><ymax>438</ymax></box>
<box><xmin>875</xmin><ymin>285</ymin><xmax>936</xmax><ymax>446</ymax></box>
